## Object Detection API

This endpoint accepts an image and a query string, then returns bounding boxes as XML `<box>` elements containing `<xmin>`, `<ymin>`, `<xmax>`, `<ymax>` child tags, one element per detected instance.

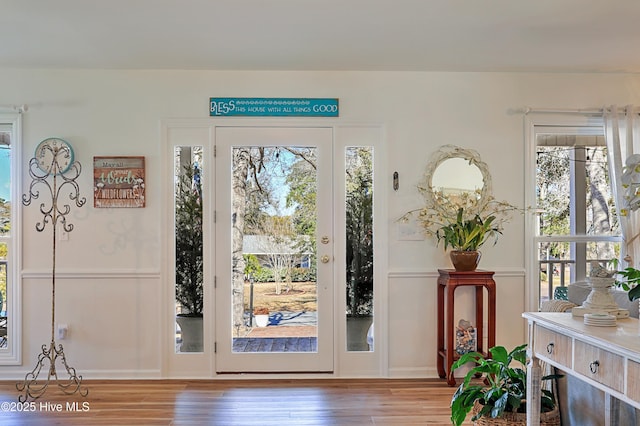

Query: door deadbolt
<box><xmin>321</xmin><ymin>236</ymin><xmax>330</xmax><ymax>244</ymax></box>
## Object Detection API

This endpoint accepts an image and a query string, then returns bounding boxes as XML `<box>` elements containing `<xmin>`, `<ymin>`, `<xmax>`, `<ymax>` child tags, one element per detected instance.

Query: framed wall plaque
<box><xmin>93</xmin><ymin>156</ymin><xmax>145</xmax><ymax>208</ymax></box>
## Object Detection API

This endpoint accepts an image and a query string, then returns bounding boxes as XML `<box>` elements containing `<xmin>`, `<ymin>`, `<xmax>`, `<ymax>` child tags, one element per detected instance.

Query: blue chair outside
<box><xmin>553</xmin><ymin>286</ymin><xmax>568</xmax><ymax>300</ymax></box>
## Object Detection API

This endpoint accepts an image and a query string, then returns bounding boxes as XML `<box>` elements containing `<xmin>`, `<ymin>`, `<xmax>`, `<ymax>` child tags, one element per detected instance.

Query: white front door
<box><xmin>214</xmin><ymin>126</ymin><xmax>334</xmax><ymax>372</ymax></box>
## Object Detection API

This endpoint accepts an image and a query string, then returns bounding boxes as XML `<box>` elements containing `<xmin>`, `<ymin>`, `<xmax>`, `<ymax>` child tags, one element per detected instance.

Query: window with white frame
<box><xmin>527</xmin><ymin>117</ymin><xmax>622</xmax><ymax>308</ymax></box>
<box><xmin>0</xmin><ymin>113</ymin><xmax>22</xmax><ymax>364</ymax></box>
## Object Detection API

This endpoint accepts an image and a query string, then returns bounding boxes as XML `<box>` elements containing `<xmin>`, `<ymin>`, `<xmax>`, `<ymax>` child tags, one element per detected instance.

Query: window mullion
<box><xmin>571</xmin><ymin>146</ymin><xmax>588</xmax><ymax>282</ymax></box>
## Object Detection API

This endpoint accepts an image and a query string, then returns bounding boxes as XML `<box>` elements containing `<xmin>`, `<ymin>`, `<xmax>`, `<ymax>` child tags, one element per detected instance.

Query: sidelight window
<box><xmin>0</xmin><ymin>114</ymin><xmax>21</xmax><ymax>364</ymax></box>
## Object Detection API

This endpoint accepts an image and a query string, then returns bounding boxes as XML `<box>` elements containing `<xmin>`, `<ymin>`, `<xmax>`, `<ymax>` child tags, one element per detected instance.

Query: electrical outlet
<box><xmin>57</xmin><ymin>324</ymin><xmax>69</xmax><ymax>340</ymax></box>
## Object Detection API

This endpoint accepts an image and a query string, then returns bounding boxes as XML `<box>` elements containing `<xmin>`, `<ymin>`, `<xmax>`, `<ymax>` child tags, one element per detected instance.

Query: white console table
<box><xmin>523</xmin><ymin>312</ymin><xmax>640</xmax><ymax>426</ymax></box>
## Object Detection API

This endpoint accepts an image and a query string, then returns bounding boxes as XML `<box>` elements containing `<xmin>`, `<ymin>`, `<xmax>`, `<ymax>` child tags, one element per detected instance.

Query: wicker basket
<box><xmin>471</xmin><ymin>401</ymin><xmax>561</xmax><ymax>426</ymax></box>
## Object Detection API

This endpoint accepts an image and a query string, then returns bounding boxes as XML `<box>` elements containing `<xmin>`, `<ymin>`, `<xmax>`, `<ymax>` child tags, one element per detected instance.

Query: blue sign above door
<box><xmin>209</xmin><ymin>98</ymin><xmax>339</xmax><ymax>117</ymax></box>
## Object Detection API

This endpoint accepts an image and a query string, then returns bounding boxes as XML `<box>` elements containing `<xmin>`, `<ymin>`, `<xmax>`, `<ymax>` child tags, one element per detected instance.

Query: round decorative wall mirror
<box><xmin>419</xmin><ymin>145</ymin><xmax>492</xmax><ymax>214</ymax></box>
<box><xmin>431</xmin><ymin>157</ymin><xmax>484</xmax><ymax>195</ymax></box>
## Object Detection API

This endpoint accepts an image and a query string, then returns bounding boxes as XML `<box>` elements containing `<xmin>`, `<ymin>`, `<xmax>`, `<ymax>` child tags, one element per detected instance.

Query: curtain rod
<box><xmin>0</xmin><ymin>104</ymin><xmax>28</xmax><ymax>113</ymax></box>
<box><xmin>519</xmin><ymin>106</ymin><xmax>606</xmax><ymax>116</ymax></box>
<box><xmin>520</xmin><ymin>106</ymin><xmax>640</xmax><ymax>116</ymax></box>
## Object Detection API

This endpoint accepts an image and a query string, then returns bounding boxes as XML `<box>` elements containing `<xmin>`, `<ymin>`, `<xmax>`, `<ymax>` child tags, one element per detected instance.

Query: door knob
<box><xmin>320</xmin><ymin>255</ymin><xmax>330</xmax><ymax>263</ymax></box>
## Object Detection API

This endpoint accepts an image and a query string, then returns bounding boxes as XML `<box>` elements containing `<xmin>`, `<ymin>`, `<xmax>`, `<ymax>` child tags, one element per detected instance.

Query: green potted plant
<box><xmin>450</xmin><ymin>344</ymin><xmax>561</xmax><ymax>426</ymax></box>
<box><xmin>615</xmin><ymin>265</ymin><xmax>640</xmax><ymax>301</ymax></box>
<box><xmin>175</xmin><ymin>162</ymin><xmax>204</xmax><ymax>352</ymax></box>
<box><xmin>400</xmin><ymin>188</ymin><xmax>520</xmax><ymax>271</ymax></box>
<box><xmin>435</xmin><ymin>207</ymin><xmax>501</xmax><ymax>271</ymax></box>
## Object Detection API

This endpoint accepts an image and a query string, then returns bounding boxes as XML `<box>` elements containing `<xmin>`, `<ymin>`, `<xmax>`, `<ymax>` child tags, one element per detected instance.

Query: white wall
<box><xmin>2</xmin><ymin>69</ymin><xmax>640</xmax><ymax>379</ymax></box>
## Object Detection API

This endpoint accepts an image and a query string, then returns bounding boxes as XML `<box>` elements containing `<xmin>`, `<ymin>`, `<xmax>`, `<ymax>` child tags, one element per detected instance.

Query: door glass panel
<box><xmin>215</xmin><ymin>126</ymin><xmax>333</xmax><ymax>373</ymax></box>
<box><xmin>0</xmin><ymin>128</ymin><xmax>11</xmax><ymax>351</ymax></box>
<box><xmin>345</xmin><ymin>146</ymin><xmax>374</xmax><ymax>351</ymax></box>
<box><xmin>0</xmin><ymin>242</ymin><xmax>6</xmax><ymax>349</ymax></box>
<box><xmin>232</xmin><ymin>146</ymin><xmax>318</xmax><ymax>353</ymax></box>
<box><xmin>174</xmin><ymin>146</ymin><xmax>204</xmax><ymax>353</ymax></box>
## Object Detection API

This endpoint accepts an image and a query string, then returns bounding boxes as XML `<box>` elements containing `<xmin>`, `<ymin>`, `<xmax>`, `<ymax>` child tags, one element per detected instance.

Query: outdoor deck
<box><xmin>176</xmin><ymin>311</ymin><xmax>374</xmax><ymax>353</ymax></box>
<box><xmin>233</xmin><ymin>337</ymin><xmax>317</xmax><ymax>352</ymax></box>
<box><xmin>234</xmin><ymin>321</ymin><xmax>318</xmax><ymax>352</ymax></box>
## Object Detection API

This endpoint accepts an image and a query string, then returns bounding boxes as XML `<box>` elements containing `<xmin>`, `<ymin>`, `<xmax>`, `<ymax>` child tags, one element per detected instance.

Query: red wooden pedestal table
<box><xmin>437</xmin><ymin>268</ymin><xmax>496</xmax><ymax>386</ymax></box>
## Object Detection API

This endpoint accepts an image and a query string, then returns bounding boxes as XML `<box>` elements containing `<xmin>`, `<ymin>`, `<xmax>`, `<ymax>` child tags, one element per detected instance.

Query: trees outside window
<box><xmin>229</xmin><ymin>145</ymin><xmax>375</xmax><ymax>341</ymax></box>
<box><xmin>346</xmin><ymin>147</ymin><xmax>373</xmax><ymax>317</ymax></box>
<box><xmin>174</xmin><ymin>147</ymin><xmax>204</xmax><ymax>352</ymax></box>
<box><xmin>232</xmin><ymin>147</ymin><xmax>317</xmax><ymax>333</ymax></box>
<box><xmin>533</xmin><ymin>129</ymin><xmax>621</xmax><ymax>304</ymax></box>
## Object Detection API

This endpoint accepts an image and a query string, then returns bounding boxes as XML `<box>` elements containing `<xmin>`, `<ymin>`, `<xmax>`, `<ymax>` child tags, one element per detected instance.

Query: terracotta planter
<box><xmin>450</xmin><ymin>250</ymin><xmax>481</xmax><ymax>271</ymax></box>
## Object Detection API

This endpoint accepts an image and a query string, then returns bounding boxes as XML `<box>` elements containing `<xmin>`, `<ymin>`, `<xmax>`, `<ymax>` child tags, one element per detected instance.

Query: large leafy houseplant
<box><xmin>450</xmin><ymin>344</ymin><xmax>560</xmax><ymax>426</ymax></box>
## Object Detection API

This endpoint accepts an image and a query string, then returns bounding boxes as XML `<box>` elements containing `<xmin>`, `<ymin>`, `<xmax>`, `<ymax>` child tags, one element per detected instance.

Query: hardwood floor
<box><xmin>0</xmin><ymin>378</ymin><xmax>472</xmax><ymax>425</ymax></box>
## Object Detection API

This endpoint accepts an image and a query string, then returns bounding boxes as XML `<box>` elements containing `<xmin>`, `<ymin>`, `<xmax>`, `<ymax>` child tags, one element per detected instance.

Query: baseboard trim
<box><xmin>387</xmin><ymin>366</ymin><xmax>440</xmax><ymax>378</ymax></box>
